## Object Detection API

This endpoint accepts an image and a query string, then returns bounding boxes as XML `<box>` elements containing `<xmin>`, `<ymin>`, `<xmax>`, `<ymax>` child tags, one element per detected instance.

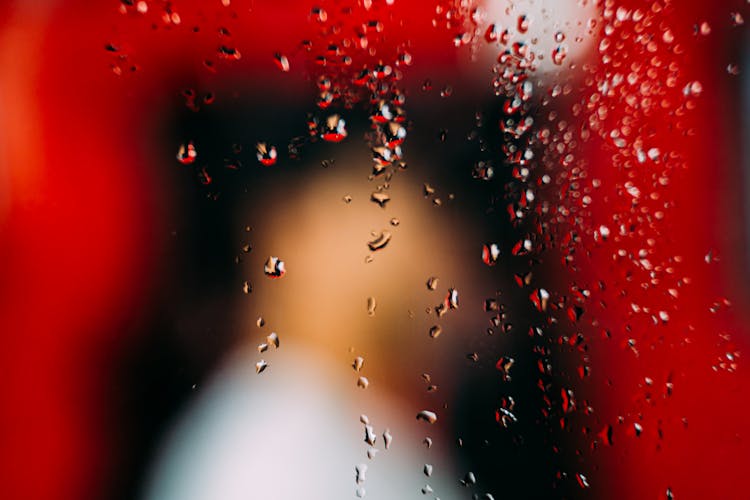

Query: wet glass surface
<box><xmin>0</xmin><ymin>1</ymin><xmax>749</xmax><ymax>499</ymax></box>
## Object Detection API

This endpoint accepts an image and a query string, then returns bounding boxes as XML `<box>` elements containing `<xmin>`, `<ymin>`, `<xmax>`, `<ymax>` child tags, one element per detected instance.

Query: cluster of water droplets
<box><xmin>114</xmin><ymin>0</ymin><xmax>750</xmax><ymax>496</ymax></box>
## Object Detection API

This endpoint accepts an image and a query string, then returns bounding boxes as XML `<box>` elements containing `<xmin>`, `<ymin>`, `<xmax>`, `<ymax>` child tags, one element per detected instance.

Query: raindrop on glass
<box><xmin>273</xmin><ymin>52</ymin><xmax>290</xmax><ymax>72</ymax></box>
<box><xmin>355</xmin><ymin>463</ymin><xmax>367</xmax><ymax>485</ymax></box>
<box><xmin>416</xmin><ymin>410</ymin><xmax>438</xmax><ymax>424</ymax></box>
<box><xmin>517</xmin><ymin>14</ymin><xmax>529</xmax><ymax>34</ymax></box>
<box><xmin>321</xmin><ymin>114</ymin><xmax>348</xmax><ymax>142</ymax></box>
<box><xmin>256</xmin><ymin>142</ymin><xmax>278</xmax><ymax>166</ymax></box>
<box><xmin>446</xmin><ymin>288</ymin><xmax>459</xmax><ymax>309</ymax></box>
<box><xmin>266</xmin><ymin>332</ymin><xmax>279</xmax><ymax>348</ymax></box>
<box><xmin>364</xmin><ymin>424</ymin><xmax>377</xmax><ymax>445</ymax></box>
<box><xmin>176</xmin><ymin>142</ymin><xmax>197</xmax><ymax>164</ymax></box>
<box><xmin>576</xmin><ymin>473</ymin><xmax>590</xmax><ymax>489</ymax></box>
<box><xmin>370</xmin><ymin>191</ymin><xmax>391</xmax><ymax>208</ymax></box>
<box><xmin>383</xmin><ymin>429</ymin><xmax>392</xmax><ymax>449</ymax></box>
<box><xmin>460</xmin><ymin>471</ymin><xmax>476</xmax><ymax>486</ymax></box>
<box><xmin>353</xmin><ymin>356</ymin><xmax>364</xmax><ymax>372</ymax></box>
<box><xmin>482</xmin><ymin>243</ymin><xmax>501</xmax><ymax>266</ymax></box>
<box><xmin>263</xmin><ymin>256</ymin><xmax>286</xmax><ymax>278</ymax></box>
<box><xmin>367</xmin><ymin>231</ymin><xmax>392</xmax><ymax>251</ymax></box>
<box><xmin>429</xmin><ymin>325</ymin><xmax>442</xmax><ymax>339</ymax></box>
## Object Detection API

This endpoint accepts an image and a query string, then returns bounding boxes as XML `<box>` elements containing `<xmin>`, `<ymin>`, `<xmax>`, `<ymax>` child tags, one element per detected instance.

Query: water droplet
<box><xmin>256</xmin><ymin>317</ymin><xmax>265</xmax><ymax>327</ymax></box>
<box><xmin>385</xmin><ymin>122</ymin><xmax>407</xmax><ymax>147</ymax></box>
<box><xmin>416</xmin><ymin>410</ymin><xmax>438</xmax><ymax>424</ymax></box>
<box><xmin>197</xmin><ymin>167</ymin><xmax>211</xmax><ymax>185</ymax></box>
<box><xmin>423</xmin><ymin>464</ymin><xmax>433</xmax><ymax>477</ymax></box>
<box><xmin>529</xmin><ymin>288</ymin><xmax>550</xmax><ymax>312</ymax></box>
<box><xmin>485</xmin><ymin>23</ymin><xmax>500</xmax><ymax>43</ymax></box>
<box><xmin>482</xmin><ymin>243</ymin><xmax>501</xmax><ymax>265</ymax></box>
<box><xmin>257</xmin><ymin>343</ymin><xmax>268</xmax><ymax>353</ymax></box>
<box><xmin>495</xmin><ymin>407</ymin><xmax>517</xmax><ymax>427</ymax></box>
<box><xmin>429</xmin><ymin>325</ymin><xmax>442</xmax><ymax>339</ymax></box>
<box><xmin>355</xmin><ymin>487</ymin><xmax>366</xmax><ymax>498</ymax></box>
<box><xmin>364</xmin><ymin>424</ymin><xmax>377</xmax><ymax>445</ymax></box>
<box><xmin>551</xmin><ymin>45</ymin><xmax>568</xmax><ymax>66</ymax></box>
<box><xmin>255</xmin><ymin>360</ymin><xmax>268</xmax><ymax>374</ymax></box>
<box><xmin>176</xmin><ymin>142</ymin><xmax>197</xmax><ymax>164</ymax></box>
<box><xmin>355</xmin><ymin>463</ymin><xmax>367</xmax><ymax>485</ymax></box>
<box><xmin>218</xmin><ymin>45</ymin><xmax>241</xmax><ymax>60</ymax></box>
<box><xmin>634</xmin><ymin>422</ymin><xmax>643</xmax><ymax>437</ymax></box>
<box><xmin>273</xmin><ymin>52</ymin><xmax>290</xmax><ymax>72</ymax></box>
<box><xmin>423</xmin><ymin>437</ymin><xmax>433</xmax><ymax>448</ymax></box>
<box><xmin>683</xmin><ymin>81</ymin><xmax>703</xmax><ymax>97</ymax></box>
<box><xmin>389</xmin><ymin>217</ymin><xmax>400</xmax><ymax>226</ymax></box>
<box><xmin>397</xmin><ymin>51</ymin><xmax>413</xmax><ymax>66</ymax></box>
<box><xmin>317</xmin><ymin>92</ymin><xmax>333</xmax><ymax>109</ymax></box>
<box><xmin>242</xmin><ymin>281</ymin><xmax>252</xmax><ymax>294</ymax></box>
<box><xmin>517</xmin><ymin>14</ymin><xmax>529</xmax><ymax>34</ymax></box>
<box><xmin>435</xmin><ymin>302</ymin><xmax>447</xmax><ymax>318</ymax></box>
<box><xmin>575</xmin><ymin>473</ymin><xmax>590</xmax><ymax>488</ymax></box>
<box><xmin>495</xmin><ymin>356</ymin><xmax>515</xmax><ymax>381</ymax></box>
<box><xmin>310</xmin><ymin>6</ymin><xmax>328</xmax><ymax>22</ymax></box>
<box><xmin>256</xmin><ymin>142</ymin><xmax>278</xmax><ymax>166</ymax></box>
<box><xmin>460</xmin><ymin>471</ymin><xmax>476</xmax><ymax>486</ymax></box>
<box><xmin>421</xmin><ymin>485</ymin><xmax>433</xmax><ymax>495</ymax></box>
<box><xmin>263</xmin><ymin>256</ymin><xmax>286</xmax><ymax>278</ymax></box>
<box><xmin>472</xmin><ymin>161</ymin><xmax>494</xmax><ymax>180</ymax></box>
<box><xmin>353</xmin><ymin>356</ymin><xmax>364</xmax><ymax>372</ymax></box>
<box><xmin>321</xmin><ymin>114</ymin><xmax>347</xmax><ymax>142</ymax></box>
<box><xmin>367</xmin><ymin>296</ymin><xmax>377</xmax><ymax>316</ymax></box>
<box><xmin>266</xmin><ymin>332</ymin><xmax>279</xmax><ymax>348</ymax></box>
<box><xmin>383</xmin><ymin>429</ymin><xmax>392</xmax><ymax>449</ymax></box>
<box><xmin>370</xmin><ymin>191</ymin><xmax>391</xmax><ymax>208</ymax></box>
<box><xmin>426</xmin><ymin>276</ymin><xmax>439</xmax><ymax>290</ymax></box>
<box><xmin>554</xmin><ymin>31</ymin><xmax>565</xmax><ymax>43</ymax></box>
<box><xmin>343</xmin><ymin>194</ymin><xmax>353</xmax><ymax>203</ymax></box>
<box><xmin>367</xmin><ymin>231</ymin><xmax>392</xmax><ymax>251</ymax></box>
<box><xmin>371</xmin><ymin>100</ymin><xmax>394</xmax><ymax>122</ymax></box>
<box><xmin>357</xmin><ymin>376</ymin><xmax>370</xmax><ymax>389</ymax></box>
<box><xmin>446</xmin><ymin>288</ymin><xmax>459</xmax><ymax>309</ymax></box>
